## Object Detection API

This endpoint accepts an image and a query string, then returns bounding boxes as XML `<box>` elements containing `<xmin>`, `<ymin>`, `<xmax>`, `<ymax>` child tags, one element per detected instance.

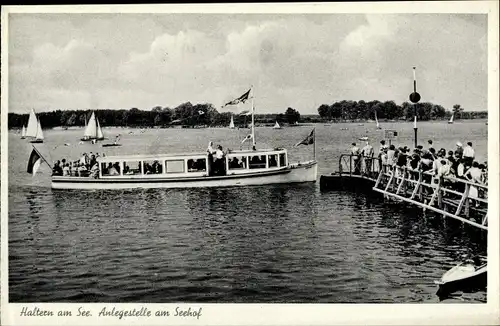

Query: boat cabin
<box><xmin>96</xmin><ymin>148</ymin><xmax>289</xmax><ymax>179</ymax></box>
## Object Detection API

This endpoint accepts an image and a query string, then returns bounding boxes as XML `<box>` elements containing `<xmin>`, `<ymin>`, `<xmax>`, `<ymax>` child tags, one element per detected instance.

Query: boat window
<box><xmin>249</xmin><ymin>155</ymin><xmax>266</xmax><ymax>169</ymax></box>
<box><xmin>101</xmin><ymin>161</ymin><xmax>122</xmax><ymax>176</ymax></box>
<box><xmin>228</xmin><ymin>156</ymin><xmax>247</xmax><ymax>170</ymax></box>
<box><xmin>123</xmin><ymin>161</ymin><xmax>142</xmax><ymax>175</ymax></box>
<box><xmin>165</xmin><ymin>159</ymin><xmax>185</xmax><ymax>173</ymax></box>
<box><xmin>143</xmin><ymin>160</ymin><xmax>163</xmax><ymax>175</ymax></box>
<box><xmin>268</xmin><ymin>154</ymin><xmax>278</xmax><ymax>168</ymax></box>
<box><xmin>279</xmin><ymin>153</ymin><xmax>287</xmax><ymax>167</ymax></box>
<box><xmin>187</xmin><ymin>158</ymin><xmax>207</xmax><ymax>172</ymax></box>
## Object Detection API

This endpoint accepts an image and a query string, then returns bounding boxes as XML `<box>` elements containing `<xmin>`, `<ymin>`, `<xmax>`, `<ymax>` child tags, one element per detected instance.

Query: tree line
<box><xmin>8</xmin><ymin>100</ymin><xmax>486</xmax><ymax>129</ymax></box>
<box><xmin>316</xmin><ymin>100</ymin><xmax>487</xmax><ymax>121</ymax></box>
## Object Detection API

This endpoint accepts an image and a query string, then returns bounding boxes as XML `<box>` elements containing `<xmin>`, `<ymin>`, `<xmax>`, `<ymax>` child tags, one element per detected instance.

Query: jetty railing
<box><xmin>338</xmin><ymin>154</ymin><xmax>381</xmax><ymax>180</ymax></box>
<box><xmin>373</xmin><ymin>164</ymin><xmax>488</xmax><ymax>231</ymax></box>
<box><xmin>333</xmin><ymin>154</ymin><xmax>488</xmax><ymax>231</ymax></box>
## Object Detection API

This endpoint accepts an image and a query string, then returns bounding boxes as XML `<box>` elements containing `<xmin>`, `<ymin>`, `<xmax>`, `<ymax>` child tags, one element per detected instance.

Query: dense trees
<box><xmin>315</xmin><ymin>100</ymin><xmax>483</xmax><ymax>122</ymax></box>
<box><xmin>7</xmin><ymin>100</ymin><xmax>487</xmax><ymax>130</ymax></box>
<box><xmin>284</xmin><ymin>107</ymin><xmax>301</xmax><ymax>124</ymax></box>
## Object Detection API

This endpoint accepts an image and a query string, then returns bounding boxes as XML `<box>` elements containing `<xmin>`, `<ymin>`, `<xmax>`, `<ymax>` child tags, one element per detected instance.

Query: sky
<box><xmin>8</xmin><ymin>13</ymin><xmax>488</xmax><ymax>114</ymax></box>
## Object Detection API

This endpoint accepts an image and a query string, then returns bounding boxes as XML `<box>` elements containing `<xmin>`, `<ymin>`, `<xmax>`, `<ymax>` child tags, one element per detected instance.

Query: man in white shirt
<box><xmin>214</xmin><ymin>145</ymin><xmax>225</xmax><ymax>175</ymax></box>
<box><xmin>463</xmin><ymin>142</ymin><xmax>475</xmax><ymax>167</ymax></box>
<box><xmin>361</xmin><ymin>141</ymin><xmax>374</xmax><ymax>175</ymax></box>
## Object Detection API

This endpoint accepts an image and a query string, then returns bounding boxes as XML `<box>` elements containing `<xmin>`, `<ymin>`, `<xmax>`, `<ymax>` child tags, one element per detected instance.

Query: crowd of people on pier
<box><xmin>349</xmin><ymin>139</ymin><xmax>488</xmax><ymax>186</ymax></box>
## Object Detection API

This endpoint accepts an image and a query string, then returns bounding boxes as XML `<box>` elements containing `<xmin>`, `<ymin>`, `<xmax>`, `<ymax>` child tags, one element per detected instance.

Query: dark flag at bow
<box><xmin>222</xmin><ymin>89</ymin><xmax>251</xmax><ymax>108</ymax></box>
<box><xmin>27</xmin><ymin>146</ymin><xmax>45</xmax><ymax>176</ymax></box>
<box><xmin>295</xmin><ymin>128</ymin><xmax>315</xmax><ymax>147</ymax></box>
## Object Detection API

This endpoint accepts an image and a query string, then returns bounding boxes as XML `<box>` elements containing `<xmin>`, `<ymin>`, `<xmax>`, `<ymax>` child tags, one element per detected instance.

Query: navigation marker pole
<box><xmin>313</xmin><ymin>128</ymin><xmax>316</xmax><ymax>161</ymax></box>
<box><xmin>251</xmin><ymin>85</ymin><xmax>256</xmax><ymax>149</ymax></box>
<box><xmin>409</xmin><ymin>67</ymin><xmax>421</xmax><ymax>148</ymax></box>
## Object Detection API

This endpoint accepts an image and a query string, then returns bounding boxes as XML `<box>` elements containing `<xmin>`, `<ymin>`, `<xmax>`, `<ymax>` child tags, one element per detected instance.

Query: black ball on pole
<box><xmin>409</xmin><ymin>92</ymin><xmax>421</xmax><ymax>103</ymax></box>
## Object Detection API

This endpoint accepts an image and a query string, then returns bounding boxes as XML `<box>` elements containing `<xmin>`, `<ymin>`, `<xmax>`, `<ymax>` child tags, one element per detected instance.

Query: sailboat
<box><xmin>30</xmin><ymin>118</ymin><xmax>44</xmax><ymax>143</ymax></box>
<box><xmin>272</xmin><ymin>121</ymin><xmax>282</xmax><ymax>129</ymax></box>
<box><xmin>21</xmin><ymin>125</ymin><xmax>26</xmax><ymax>139</ymax></box>
<box><xmin>229</xmin><ymin>115</ymin><xmax>235</xmax><ymax>129</ymax></box>
<box><xmin>25</xmin><ymin>108</ymin><xmax>38</xmax><ymax>140</ymax></box>
<box><xmin>81</xmin><ymin>111</ymin><xmax>104</xmax><ymax>141</ymax></box>
<box><xmin>375</xmin><ymin>112</ymin><xmax>382</xmax><ymax>129</ymax></box>
<box><xmin>448</xmin><ymin>113</ymin><xmax>454</xmax><ymax>124</ymax></box>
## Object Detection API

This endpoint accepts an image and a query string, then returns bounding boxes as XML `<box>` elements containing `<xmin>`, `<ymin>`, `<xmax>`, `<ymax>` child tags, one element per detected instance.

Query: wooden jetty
<box><xmin>320</xmin><ymin>154</ymin><xmax>488</xmax><ymax>231</ymax></box>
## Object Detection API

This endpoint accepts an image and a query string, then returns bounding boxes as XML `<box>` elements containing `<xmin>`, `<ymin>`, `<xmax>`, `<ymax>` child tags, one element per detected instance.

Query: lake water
<box><xmin>8</xmin><ymin>121</ymin><xmax>488</xmax><ymax>303</ymax></box>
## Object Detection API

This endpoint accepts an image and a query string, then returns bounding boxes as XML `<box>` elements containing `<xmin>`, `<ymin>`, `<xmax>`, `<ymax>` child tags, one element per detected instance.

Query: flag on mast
<box><xmin>241</xmin><ymin>134</ymin><xmax>253</xmax><ymax>144</ymax></box>
<box><xmin>295</xmin><ymin>129</ymin><xmax>315</xmax><ymax>147</ymax></box>
<box><xmin>222</xmin><ymin>89</ymin><xmax>251</xmax><ymax>108</ymax></box>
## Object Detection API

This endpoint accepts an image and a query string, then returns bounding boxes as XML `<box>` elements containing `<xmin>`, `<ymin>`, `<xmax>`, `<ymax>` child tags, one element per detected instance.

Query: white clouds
<box><xmin>8</xmin><ymin>13</ymin><xmax>488</xmax><ymax>114</ymax></box>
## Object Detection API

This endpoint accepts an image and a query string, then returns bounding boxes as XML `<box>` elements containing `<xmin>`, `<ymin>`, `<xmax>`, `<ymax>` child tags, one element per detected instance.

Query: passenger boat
<box><xmin>50</xmin><ymin>148</ymin><xmax>317</xmax><ymax>190</ymax></box>
<box><xmin>434</xmin><ymin>256</ymin><xmax>487</xmax><ymax>296</ymax></box>
<box><xmin>81</xmin><ymin>111</ymin><xmax>105</xmax><ymax>141</ymax></box>
<box><xmin>30</xmin><ymin>87</ymin><xmax>318</xmax><ymax>190</ymax></box>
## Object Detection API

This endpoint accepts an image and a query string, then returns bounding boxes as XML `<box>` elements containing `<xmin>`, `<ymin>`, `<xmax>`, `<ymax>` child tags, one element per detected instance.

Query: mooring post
<box><xmin>418</xmin><ymin>171</ymin><xmax>423</xmax><ymax>201</ymax></box>
<box><xmin>437</xmin><ymin>176</ymin><xmax>443</xmax><ymax>209</ymax></box>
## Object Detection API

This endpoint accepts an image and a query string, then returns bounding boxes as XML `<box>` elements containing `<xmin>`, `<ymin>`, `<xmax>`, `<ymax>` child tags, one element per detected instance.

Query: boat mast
<box><xmin>251</xmin><ymin>86</ymin><xmax>256</xmax><ymax>147</ymax></box>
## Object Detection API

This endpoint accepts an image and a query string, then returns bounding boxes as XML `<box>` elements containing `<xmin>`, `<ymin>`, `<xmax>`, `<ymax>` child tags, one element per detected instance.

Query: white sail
<box><xmin>84</xmin><ymin>112</ymin><xmax>97</xmax><ymax>137</ymax></box>
<box><xmin>375</xmin><ymin>112</ymin><xmax>381</xmax><ymax>128</ymax></box>
<box><xmin>229</xmin><ymin>115</ymin><xmax>235</xmax><ymax>129</ymax></box>
<box><xmin>96</xmin><ymin>119</ymin><xmax>104</xmax><ymax>139</ymax></box>
<box><xmin>273</xmin><ymin>121</ymin><xmax>281</xmax><ymax>129</ymax></box>
<box><xmin>36</xmin><ymin>119</ymin><xmax>44</xmax><ymax>140</ymax></box>
<box><xmin>21</xmin><ymin>125</ymin><xmax>26</xmax><ymax>138</ymax></box>
<box><xmin>26</xmin><ymin>109</ymin><xmax>38</xmax><ymax>137</ymax></box>
<box><xmin>449</xmin><ymin>113</ymin><xmax>454</xmax><ymax>124</ymax></box>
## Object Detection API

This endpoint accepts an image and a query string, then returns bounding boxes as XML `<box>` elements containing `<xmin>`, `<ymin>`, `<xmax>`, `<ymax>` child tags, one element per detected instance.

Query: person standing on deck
<box><xmin>351</xmin><ymin>143</ymin><xmax>360</xmax><ymax>175</ymax></box>
<box><xmin>455</xmin><ymin>142</ymin><xmax>464</xmax><ymax>158</ymax></box>
<box><xmin>464</xmin><ymin>161</ymin><xmax>483</xmax><ymax>184</ymax></box>
<box><xmin>207</xmin><ymin>141</ymin><xmax>216</xmax><ymax>176</ymax></box>
<box><xmin>378</xmin><ymin>140</ymin><xmax>387</xmax><ymax>157</ymax></box>
<box><xmin>463</xmin><ymin>142</ymin><xmax>475</xmax><ymax>167</ymax></box>
<box><xmin>386</xmin><ymin>145</ymin><xmax>396</xmax><ymax>167</ymax></box>
<box><xmin>361</xmin><ymin>141</ymin><xmax>374</xmax><ymax>175</ymax></box>
<box><xmin>464</xmin><ymin>161</ymin><xmax>483</xmax><ymax>203</ymax></box>
<box><xmin>215</xmin><ymin>145</ymin><xmax>225</xmax><ymax>175</ymax></box>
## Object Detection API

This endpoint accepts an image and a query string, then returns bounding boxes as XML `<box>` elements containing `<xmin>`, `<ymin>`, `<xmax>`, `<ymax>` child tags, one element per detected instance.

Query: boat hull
<box><xmin>52</xmin><ymin>161</ymin><xmax>318</xmax><ymax>190</ymax></box>
<box><xmin>102</xmin><ymin>143</ymin><xmax>121</xmax><ymax>147</ymax></box>
<box><xmin>81</xmin><ymin>137</ymin><xmax>104</xmax><ymax>141</ymax></box>
<box><xmin>436</xmin><ymin>271</ymin><xmax>487</xmax><ymax>297</ymax></box>
<box><xmin>435</xmin><ymin>265</ymin><xmax>487</xmax><ymax>297</ymax></box>
<box><xmin>30</xmin><ymin>139</ymin><xmax>44</xmax><ymax>143</ymax></box>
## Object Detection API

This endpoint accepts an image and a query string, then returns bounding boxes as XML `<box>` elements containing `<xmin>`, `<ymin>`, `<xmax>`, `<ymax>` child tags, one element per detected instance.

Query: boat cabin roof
<box><xmin>97</xmin><ymin>148</ymin><xmax>287</xmax><ymax>162</ymax></box>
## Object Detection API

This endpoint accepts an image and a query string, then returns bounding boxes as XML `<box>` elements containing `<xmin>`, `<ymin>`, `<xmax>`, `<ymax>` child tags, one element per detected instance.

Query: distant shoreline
<box><xmin>9</xmin><ymin>118</ymin><xmax>489</xmax><ymax>131</ymax></box>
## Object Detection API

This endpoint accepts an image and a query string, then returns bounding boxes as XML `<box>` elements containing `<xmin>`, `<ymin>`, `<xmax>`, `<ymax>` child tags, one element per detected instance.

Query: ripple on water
<box><xmin>8</xmin><ymin>125</ymin><xmax>488</xmax><ymax>303</ymax></box>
